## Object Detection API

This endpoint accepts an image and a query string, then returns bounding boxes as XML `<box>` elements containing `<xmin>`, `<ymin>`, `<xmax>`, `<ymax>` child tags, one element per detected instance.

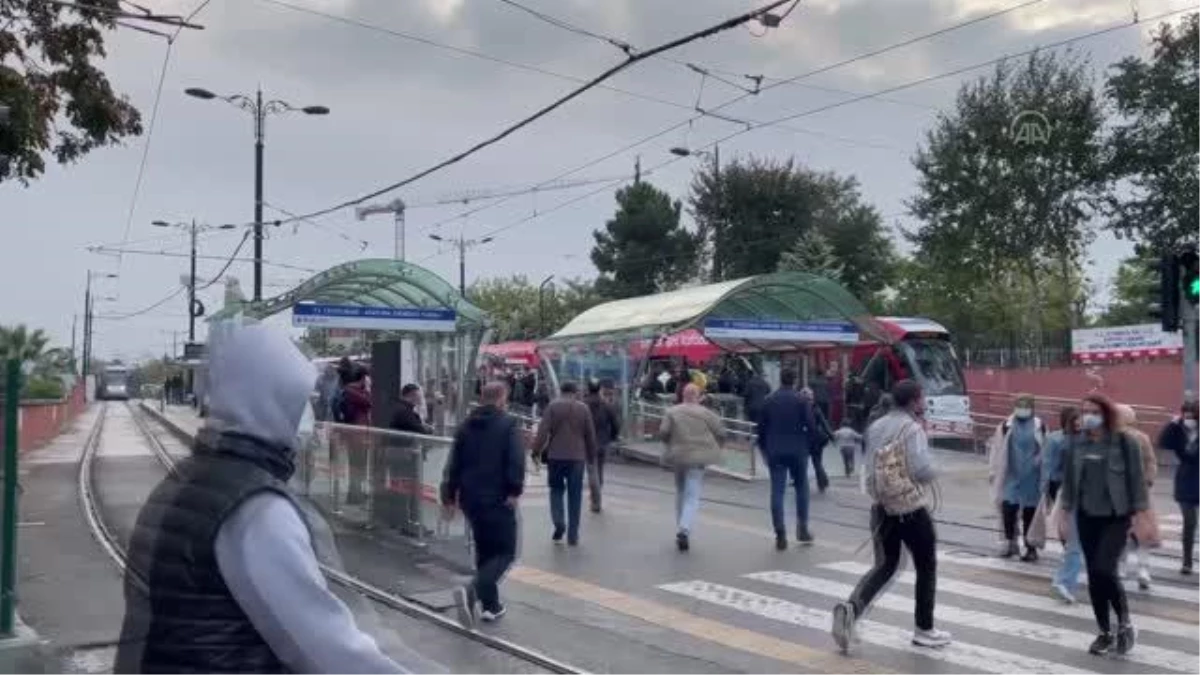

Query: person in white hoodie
<box><xmin>116</xmin><ymin>324</ymin><xmax>437</xmax><ymax>674</ymax></box>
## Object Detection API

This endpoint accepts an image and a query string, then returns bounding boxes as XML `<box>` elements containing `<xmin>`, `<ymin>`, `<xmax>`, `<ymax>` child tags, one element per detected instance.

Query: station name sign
<box><xmin>292</xmin><ymin>303</ymin><xmax>457</xmax><ymax>333</ymax></box>
<box><xmin>702</xmin><ymin>318</ymin><xmax>859</xmax><ymax>343</ymax></box>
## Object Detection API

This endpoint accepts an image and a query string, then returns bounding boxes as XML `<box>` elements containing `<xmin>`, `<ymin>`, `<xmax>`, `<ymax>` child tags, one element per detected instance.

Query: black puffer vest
<box><xmin>115</xmin><ymin>431</ymin><xmax>303</xmax><ymax>674</ymax></box>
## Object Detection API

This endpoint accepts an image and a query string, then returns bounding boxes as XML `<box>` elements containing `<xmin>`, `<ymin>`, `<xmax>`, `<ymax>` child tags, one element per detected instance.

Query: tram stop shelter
<box><xmin>538</xmin><ymin>271</ymin><xmax>892</xmax><ymax>479</ymax></box>
<box><xmin>205</xmin><ymin>258</ymin><xmax>491</xmax><ymax>561</ymax></box>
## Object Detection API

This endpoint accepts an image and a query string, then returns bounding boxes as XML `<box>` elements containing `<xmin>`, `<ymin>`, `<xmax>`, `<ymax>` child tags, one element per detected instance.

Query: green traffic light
<box><xmin>1190</xmin><ymin>276</ymin><xmax>1200</xmax><ymax>299</ymax></box>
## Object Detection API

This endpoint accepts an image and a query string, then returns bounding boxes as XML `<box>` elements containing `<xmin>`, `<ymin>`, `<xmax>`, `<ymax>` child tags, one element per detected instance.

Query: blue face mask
<box><xmin>1081</xmin><ymin>414</ymin><xmax>1102</xmax><ymax>431</ymax></box>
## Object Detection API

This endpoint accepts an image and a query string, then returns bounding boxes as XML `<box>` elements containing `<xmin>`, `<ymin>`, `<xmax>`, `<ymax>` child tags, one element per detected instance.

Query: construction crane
<box><xmin>405</xmin><ymin>174</ymin><xmax>631</xmax><ymax>209</ymax></box>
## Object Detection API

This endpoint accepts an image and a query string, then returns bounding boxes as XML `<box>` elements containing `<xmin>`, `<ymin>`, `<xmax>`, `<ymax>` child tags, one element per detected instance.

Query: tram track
<box><xmin>78</xmin><ymin>401</ymin><xmax>582</xmax><ymax>674</ymax></box>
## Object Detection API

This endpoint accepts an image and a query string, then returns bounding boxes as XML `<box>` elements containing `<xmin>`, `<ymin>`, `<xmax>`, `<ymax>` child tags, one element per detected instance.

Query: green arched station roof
<box><xmin>207</xmin><ymin>258</ymin><xmax>489</xmax><ymax>330</ymax></box>
<box><xmin>541</xmin><ymin>271</ymin><xmax>891</xmax><ymax>351</ymax></box>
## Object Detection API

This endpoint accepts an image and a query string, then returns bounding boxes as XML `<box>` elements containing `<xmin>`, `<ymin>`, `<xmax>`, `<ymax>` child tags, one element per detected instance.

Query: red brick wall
<box><xmin>0</xmin><ymin>384</ymin><xmax>87</xmax><ymax>452</ymax></box>
<box><xmin>966</xmin><ymin>362</ymin><xmax>1183</xmax><ymax>411</ymax></box>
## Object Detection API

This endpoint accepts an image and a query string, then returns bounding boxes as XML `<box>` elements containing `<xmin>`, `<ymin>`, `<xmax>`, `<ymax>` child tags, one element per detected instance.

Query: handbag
<box><xmin>1121</xmin><ymin>432</ymin><xmax>1162</xmax><ymax>548</ymax></box>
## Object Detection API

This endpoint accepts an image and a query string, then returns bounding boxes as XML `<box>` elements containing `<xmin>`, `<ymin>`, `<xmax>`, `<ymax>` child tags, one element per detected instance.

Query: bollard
<box><xmin>1</xmin><ymin>359</ymin><xmax>21</xmax><ymax>636</ymax></box>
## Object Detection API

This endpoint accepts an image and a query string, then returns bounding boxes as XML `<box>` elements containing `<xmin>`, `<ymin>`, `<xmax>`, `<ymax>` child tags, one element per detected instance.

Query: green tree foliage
<box><xmin>0</xmin><ymin>323</ymin><xmax>48</xmax><ymax>362</ymax></box>
<box><xmin>469</xmin><ymin>275</ymin><xmax>602</xmax><ymax>341</ymax></box>
<box><xmin>776</xmin><ymin>230</ymin><xmax>844</xmax><ymax>281</ymax></box>
<box><xmin>590</xmin><ymin>181</ymin><xmax>701</xmax><ymax>299</ymax></box>
<box><xmin>0</xmin><ymin>0</ymin><xmax>143</xmax><ymax>184</ymax></box>
<box><xmin>906</xmin><ymin>49</ymin><xmax>1104</xmax><ymax>344</ymax></box>
<box><xmin>689</xmin><ymin>157</ymin><xmax>896</xmax><ymax>303</ymax></box>
<box><xmin>1103</xmin><ymin>13</ymin><xmax>1199</xmax><ymax>250</ymax></box>
<box><xmin>1097</xmin><ymin>250</ymin><xmax>1158</xmax><ymax>326</ymax></box>
<box><xmin>0</xmin><ymin>324</ymin><xmax>71</xmax><ymax>399</ymax></box>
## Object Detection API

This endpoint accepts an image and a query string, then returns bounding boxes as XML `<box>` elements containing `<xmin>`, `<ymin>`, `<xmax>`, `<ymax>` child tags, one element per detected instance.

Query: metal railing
<box><xmin>629</xmin><ymin>400</ymin><xmax>760</xmax><ymax>477</ymax></box>
<box><xmin>292</xmin><ymin>421</ymin><xmax>472</xmax><ymax>563</ymax></box>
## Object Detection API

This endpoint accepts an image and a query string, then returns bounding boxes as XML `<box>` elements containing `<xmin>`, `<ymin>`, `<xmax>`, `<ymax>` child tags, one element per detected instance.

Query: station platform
<box><xmin>12</xmin><ymin>401</ymin><xmax>1197</xmax><ymax>674</ymax></box>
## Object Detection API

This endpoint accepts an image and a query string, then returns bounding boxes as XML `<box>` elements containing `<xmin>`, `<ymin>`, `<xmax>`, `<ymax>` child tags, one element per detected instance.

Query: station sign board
<box><xmin>292</xmin><ymin>303</ymin><xmax>456</xmax><ymax>333</ymax></box>
<box><xmin>1070</xmin><ymin>323</ymin><xmax>1183</xmax><ymax>362</ymax></box>
<box><xmin>702</xmin><ymin>318</ymin><xmax>859</xmax><ymax>343</ymax></box>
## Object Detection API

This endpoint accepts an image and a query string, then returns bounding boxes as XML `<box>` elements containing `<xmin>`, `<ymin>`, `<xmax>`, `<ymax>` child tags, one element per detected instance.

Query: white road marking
<box><xmin>748</xmin><ymin>570</ymin><xmax>1198</xmax><ymax>674</ymax></box>
<box><xmin>821</xmin><ymin>561</ymin><xmax>1197</xmax><ymax>640</ymax></box>
<box><xmin>659</xmin><ymin>580</ymin><xmax>1091</xmax><ymax>674</ymax></box>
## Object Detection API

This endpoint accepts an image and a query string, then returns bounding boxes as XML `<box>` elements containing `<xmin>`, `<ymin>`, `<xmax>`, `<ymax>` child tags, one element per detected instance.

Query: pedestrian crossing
<box><xmin>655</xmin><ymin>549</ymin><xmax>1199</xmax><ymax>674</ymax></box>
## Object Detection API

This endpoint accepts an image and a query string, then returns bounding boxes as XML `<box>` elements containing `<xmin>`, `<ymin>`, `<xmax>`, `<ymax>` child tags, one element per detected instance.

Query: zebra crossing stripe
<box><xmin>821</xmin><ymin>561</ymin><xmax>1196</xmax><ymax>639</ymax></box>
<box><xmin>1043</xmin><ymin>541</ymin><xmax>1181</xmax><ymax>570</ymax></box>
<box><xmin>939</xmin><ymin>551</ymin><xmax>1200</xmax><ymax>605</ymax></box>
<box><xmin>746</xmin><ymin>571</ymin><xmax>1198</xmax><ymax>674</ymax></box>
<box><xmin>659</xmin><ymin>580</ymin><xmax>1090</xmax><ymax>674</ymax></box>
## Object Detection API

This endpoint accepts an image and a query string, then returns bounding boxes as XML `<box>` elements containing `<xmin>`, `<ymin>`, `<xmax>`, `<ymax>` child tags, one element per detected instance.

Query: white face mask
<box><xmin>1185</xmin><ymin>418</ymin><xmax>1198</xmax><ymax>431</ymax></box>
<box><xmin>1014</xmin><ymin>407</ymin><xmax>1032</xmax><ymax>419</ymax></box>
<box><xmin>1081</xmin><ymin>414</ymin><xmax>1103</xmax><ymax>431</ymax></box>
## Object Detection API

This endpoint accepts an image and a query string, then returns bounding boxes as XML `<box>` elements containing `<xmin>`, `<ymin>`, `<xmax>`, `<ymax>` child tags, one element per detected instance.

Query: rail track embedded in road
<box><xmin>77</xmin><ymin>401</ymin><xmax>583</xmax><ymax>674</ymax></box>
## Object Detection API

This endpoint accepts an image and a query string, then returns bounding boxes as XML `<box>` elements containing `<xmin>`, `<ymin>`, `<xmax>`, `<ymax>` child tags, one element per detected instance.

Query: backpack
<box><xmin>870</xmin><ymin>422</ymin><xmax>924</xmax><ymax>515</ymax></box>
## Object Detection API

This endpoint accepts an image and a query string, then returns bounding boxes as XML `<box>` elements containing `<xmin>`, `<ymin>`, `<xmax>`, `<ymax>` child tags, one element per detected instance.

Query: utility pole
<box><xmin>669</xmin><ymin>143</ymin><xmax>720</xmax><ymax>281</ymax></box>
<box><xmin>539</xmin><ymin>275</ymin><xmax>555</xmax><ymax>338</ymax></box>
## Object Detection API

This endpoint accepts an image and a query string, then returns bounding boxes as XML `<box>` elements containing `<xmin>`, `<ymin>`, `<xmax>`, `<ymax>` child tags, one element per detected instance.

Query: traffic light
<box><xmin>1151</xmin><ymin>253</ymin><xmax>1181</xmax><ymax>332</ymax></box>
<box><xmin>1181</xmin><ymin>248</ymin><xmax>1199</xmax><ymax>306</ymax></box>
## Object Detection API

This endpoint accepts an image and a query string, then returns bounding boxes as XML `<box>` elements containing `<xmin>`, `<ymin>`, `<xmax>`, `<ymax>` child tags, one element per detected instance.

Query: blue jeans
<box><xmin>1055</xmin><ymin>513</ymin><xmax>1083</xmax><ymax>595</ymax></box>
<box><xmin>547</xmin><ymin>459</ymin><xmax>584</xmax><ymax>542</ymax></box>
<box><xmin>674</xmin><ymin>467</ymin><xmax>705</xmax><ymax>534</ymax></box>
<box><xmin>768</xmin><ymin>453</ymin><xmax>809</xmax><ymax>535</ymax></box>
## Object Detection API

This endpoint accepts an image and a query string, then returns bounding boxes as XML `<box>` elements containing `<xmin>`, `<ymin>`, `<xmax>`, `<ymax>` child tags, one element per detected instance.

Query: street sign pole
<box><xmin>1183</xmin><ymin>300</ymin><xmax>1198</xmax><ymax>399</ymax></box>
<box><xmin>1</xmin><ymin>358</ymin><xmax>21</xmax><ymax>636</ymax></box>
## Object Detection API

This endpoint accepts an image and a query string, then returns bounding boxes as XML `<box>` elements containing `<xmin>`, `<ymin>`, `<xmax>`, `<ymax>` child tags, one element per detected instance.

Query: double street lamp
<box><xmin>83</xmin><ymin>271</ymin><xmax>118</xmax><ymax>377</ymax></box>
<box><xmin>429</xmin><ymin>233</ymin><xmax>494</xmax><ymax>297</ymax></box>
<box><xmin>184</xmin><ymin>86</ymin><xmax>329</xmax><ymax>303</ymax></box>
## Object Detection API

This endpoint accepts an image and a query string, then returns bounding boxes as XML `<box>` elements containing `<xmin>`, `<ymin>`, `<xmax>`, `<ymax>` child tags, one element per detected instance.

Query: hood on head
<box><xmin>205</xmin><ymin>324</ymin><xmax>318</xmax><ymax>449</ymax></box>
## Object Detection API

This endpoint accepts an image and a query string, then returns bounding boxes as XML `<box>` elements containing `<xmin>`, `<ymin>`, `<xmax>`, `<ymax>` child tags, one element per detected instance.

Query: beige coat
<box><xmin>659</xmin><ymin>403</ymin><xmax>725</xmax><ymax>468</ymax></box>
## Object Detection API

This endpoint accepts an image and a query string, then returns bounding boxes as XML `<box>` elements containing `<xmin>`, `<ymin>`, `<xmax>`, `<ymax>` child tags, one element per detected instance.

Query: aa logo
<box><xmin>1010</xmin><ymin>110</ymin><xmax>1051</xmax><ymax>145</ymax></box>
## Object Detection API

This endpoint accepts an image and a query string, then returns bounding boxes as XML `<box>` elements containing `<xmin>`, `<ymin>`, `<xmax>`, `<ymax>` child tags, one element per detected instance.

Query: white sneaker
<box><xmin>831</xmin><ymin>602</ymin><xmax>855</xmax><ymax>654</ymax></box>
<box><xmin>912</xmin><ymin>627</ymin><xmax>952</xmax><ymax>648</ymax></box>
<box><xmin>480</xmin><ymin>605</ymin><xmax>507</xmax><ymax>622</ymax></box>
<box><xmin>1137</xmin><ymin>568</ymin><xmax>1152</xmax><ymax>590</ymax></box>
<box><xmin>1051</xmin><ymin>582</ymin><xmax>1076</xmax><ymax>604</ymax></box>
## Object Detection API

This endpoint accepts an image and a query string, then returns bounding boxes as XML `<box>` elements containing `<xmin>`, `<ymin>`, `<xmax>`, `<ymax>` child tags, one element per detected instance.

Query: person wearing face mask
<box><xmin>1058</xmin><ymin>394</ymin><xmax>1148</xmax><ymax>657</ymax></box>
<box><xmin>1158</xmin><ymin>401</ymin><xmax>1199</xmax><ymax>575</ymax></box>
<box><xmin>988</xmin><ymin>394</ymin><xmax>1047</xmax><ymax>561</ymax></box>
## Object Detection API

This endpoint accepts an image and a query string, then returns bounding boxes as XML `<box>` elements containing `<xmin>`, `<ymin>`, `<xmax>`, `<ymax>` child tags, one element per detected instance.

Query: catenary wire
<box><xmin>234</xmin><ymin>0</ymin><xmax>796</xmax><ymax>226</ymax></box>
<box><xmin>422</xmin><ymin>6</ymin><xmax>1189</xmax><ymax>258</ymax></box>
<box><xmin>114</xmin><ymin>0</ymin><xmax>213</xmax><ymax>275</ymax></box>
<box><xmin>493</xmin><ymin>0</ymin><xmax>635</xmax><ymax>54</ymax></box>
<box><xmin>405</xmin><ymin>0</ymin><xmax>1044</xmax><ymax>240</ymax></box>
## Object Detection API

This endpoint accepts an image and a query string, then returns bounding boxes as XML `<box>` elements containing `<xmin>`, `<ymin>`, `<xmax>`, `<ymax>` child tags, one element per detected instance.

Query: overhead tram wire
<box><xmin>238</xmin><ymin>0</ymin><xmax>797</xmax><ymax>227</ymax></box>
<box><xmin>422</xmin><ymin>6</ymin><xmax>1192</xmax><ymax>257</ymax></box>
<box><xmin>383</xmin><ymin>0</ymin><xmax>1047</xmax><ymax>243</ymax></box>
<box><xmin>493</xmin><ymin>0</ymin><xmax>636</xmax><ymax>55</ymax></box>
<box><xmin>114</xmin><ymin>0</ymin><xmax>213</xmax><ymax>277</ymax></box>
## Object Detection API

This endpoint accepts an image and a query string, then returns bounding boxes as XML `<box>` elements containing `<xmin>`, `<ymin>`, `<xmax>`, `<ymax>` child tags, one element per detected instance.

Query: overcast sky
<box><xmin>2</xmin><ymin>0</ymin><xmax>1190</xmax><ymax>363</ymax></box>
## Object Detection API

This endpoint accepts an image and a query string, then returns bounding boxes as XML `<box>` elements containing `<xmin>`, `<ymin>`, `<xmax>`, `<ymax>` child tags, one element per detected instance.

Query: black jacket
<box><xmin>116</xmin><ymin>432</ymin><xmax>301</xmax><ymax>674</ymax></box>
<box><xmin>441</xmin><ymin>405</ymin><xmax>525</xmax><ymax>511</ymax></box>
<box><xmin>585</xmin><ymin>394</ymin><xmax>621</xmax><ymax>448</ymax></box>
<box><xmin>389</xmin><ymin>399</ymin><xmax>431</xmax><ymax>435</ymax></box>
<box><xmin>1160</xmin><ymin>420</ymin><xmax>1199</xmax><ymax>505</ymax></box>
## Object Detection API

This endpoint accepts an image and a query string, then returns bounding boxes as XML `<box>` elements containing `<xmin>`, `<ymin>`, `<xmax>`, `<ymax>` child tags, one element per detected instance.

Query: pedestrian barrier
<box><xmin>292</xmin><ymin>421</ymin><xmax>473</xmax><ymax>564</ymax></box>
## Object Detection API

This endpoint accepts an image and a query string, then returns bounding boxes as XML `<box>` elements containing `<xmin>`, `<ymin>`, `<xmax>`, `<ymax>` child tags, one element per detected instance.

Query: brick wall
<box><xmin>966</xmin><ymin>361</ymin><xmax>1184</xmax><ymax>411</ymax></box>
<box><xmin>0</xmin><ymin>384</ymin><xmax>87</xmax><ymax>452</ymax></box>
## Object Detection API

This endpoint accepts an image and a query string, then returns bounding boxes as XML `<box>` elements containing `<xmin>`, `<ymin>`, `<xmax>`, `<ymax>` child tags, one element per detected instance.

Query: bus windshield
<box><xmin>897</xmin><ymin>338</ymin><xmax>965</xmax><ymax>397</ymax></box>
<box><xmin>103</xmin><ymin>369</ymin><xmax>128</xmax><ymax>386</ymax></box>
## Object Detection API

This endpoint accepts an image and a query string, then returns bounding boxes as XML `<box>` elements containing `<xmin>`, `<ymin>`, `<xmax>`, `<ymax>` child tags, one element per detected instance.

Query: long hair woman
<box><xmin>1058</xmin><ymin>394</ymin><xmax>1148</xmax><ymax>656</ymax></box>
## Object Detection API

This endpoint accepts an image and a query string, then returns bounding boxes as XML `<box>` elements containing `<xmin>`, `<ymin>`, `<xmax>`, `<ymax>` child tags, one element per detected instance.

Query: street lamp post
<box><xmin>429</xmin><ymin>233</ymin><xmax>494</xmax><ymax>297</ymax></box>
<box><xmin>83</xmin><ymin>271</ymin><xmax>117</xmax><ymax>378</ymax></box>
<box><xmin>539</xmin><ymin>274</ymin><xmax>555</xmax><ymax>338</ymax></box>
<box><xmin>184</xmin><ymin>86</ymin><xmax>329</xmax><ymax>302</ymax></box>
<box><xmin>670</xmin><ymin>144</ymin><xmax>720</xmax><ymax>281</ymax></box>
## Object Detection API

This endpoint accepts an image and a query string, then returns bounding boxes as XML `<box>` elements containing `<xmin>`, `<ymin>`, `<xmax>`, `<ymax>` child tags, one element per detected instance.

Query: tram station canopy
<box><xmin>542</xmin><ymin>272</ymin><xmax>892</xmax><ymax>351</ymax></box>
<box><xmin>206</xmin><ymin>258</ymin><xmax>489</xmax><ymax>330</ymax></box>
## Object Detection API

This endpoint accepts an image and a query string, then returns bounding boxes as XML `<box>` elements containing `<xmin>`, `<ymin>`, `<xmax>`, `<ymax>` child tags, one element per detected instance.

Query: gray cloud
<box><xmin>1</xmin><ymin>0</ymin><xmax>1182</xmax><ymax>361</ymax></box>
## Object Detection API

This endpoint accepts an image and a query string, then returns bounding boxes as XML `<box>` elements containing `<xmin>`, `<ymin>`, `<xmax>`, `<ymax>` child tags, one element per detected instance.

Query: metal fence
<box><xmin>291</xmin><ymin>421</ymin><xmax>473</xmax><ymax>565</ymax></box>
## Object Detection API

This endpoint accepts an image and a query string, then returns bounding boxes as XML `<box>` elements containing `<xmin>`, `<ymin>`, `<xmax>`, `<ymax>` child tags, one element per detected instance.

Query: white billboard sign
<box><xmin>1071</xmin><ymin>323</ymin><xmax>1183</xmax><ymax>362</ymax></box>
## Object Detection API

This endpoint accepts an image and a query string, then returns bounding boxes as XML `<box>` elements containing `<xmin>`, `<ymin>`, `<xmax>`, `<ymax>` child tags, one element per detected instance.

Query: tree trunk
<box><xmin>1024</xmin><ymin>260</ymin><xmax>1046</xmax><ymax>368</ymax></box>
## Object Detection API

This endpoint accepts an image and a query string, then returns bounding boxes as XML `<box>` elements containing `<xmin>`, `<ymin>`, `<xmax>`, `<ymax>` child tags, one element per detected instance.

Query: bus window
<box><xmin>897</xmin><ymin>338</ymin><xmax>966</xmax><ymax>397</ymax></box>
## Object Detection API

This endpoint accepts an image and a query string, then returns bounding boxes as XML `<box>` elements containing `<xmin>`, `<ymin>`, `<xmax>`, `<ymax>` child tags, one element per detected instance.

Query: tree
<box><xmin>906</xmin><ymin>49</ymin><xmax>1105</xmax><ymax>346</ymax></box>
<box><xmin>777</xmin><ymin>230</ymin><xmax>844</xmax><ymax>280</ymax></box>
<box><xmin>1097</xmin><ymin>251</ymin><xmax>1157</xmax><ymax>326</ymax></box>
<box><xmin>469</xmin><ymin>275</ymin><xmax>602</xmax><ymax>341</ymax></box>
<box><xmin>689</xmin><ymin>157</ymin><xmax>896</xmax><ymax>303</ymax></box>
<box><xmin>1103</xmin><ymin>13</ymin><xmax>1199</xmax><ymax>250</ymax></box>
<box><xmin>0</xmin><ymin>324</ymin><xmax>49</xmax><ymax>362</ymax></box>
<box><xmin>590</xmin><ymin>181</ymin><xmax>700</xmax><ymax>300</ymax></box>
<box><xmin>0</xmin><ymin>1</ymin><xmax>144</xmax><ymax>184</ymax></box>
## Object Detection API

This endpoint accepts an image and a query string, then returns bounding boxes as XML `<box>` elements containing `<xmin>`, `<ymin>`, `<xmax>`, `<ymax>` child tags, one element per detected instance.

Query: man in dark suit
<box><xmin>757</xmin><ymin>370</ymin><xmax>821</xmax><ymax>550</ymax></box>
